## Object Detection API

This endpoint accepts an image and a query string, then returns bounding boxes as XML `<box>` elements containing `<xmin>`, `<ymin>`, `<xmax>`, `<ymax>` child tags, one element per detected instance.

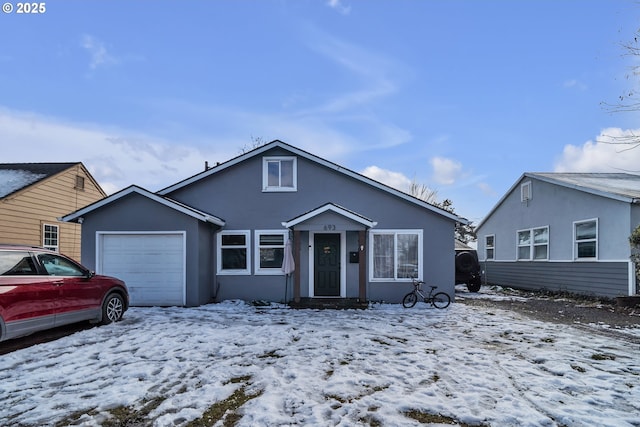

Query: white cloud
<box><xmin>326</xmin><ymin>0</ymin><xmax>351</xmax><ymax>15</ymax></box>
<box><xmin>0</xmin><ymin>107</ymin><xmax>234</xmax><ymax>194</ymax></box>
<box><xmin>430</xmin><ymin>156</ymin><xmax>462</xmax><ymax>185</ymax></box>
<box><xmin>81</xmin><ymin>34</ymin><xmax>118</xmax><ymax>69</ymax></box>
<box><xmin>476</xmin><ymin>181</ymin><xmax>497</xmax><ymax>197</ymax></box>
<box><xmin>563</xmin><ymin>79</ymin><xmax>587</xmax><ymax>91</ymax></box>
<box><xmin>360</xmin><ymin>165</ymin><xmax>412</xmax><ymax>193</ymax></box>
<box><xmin>554</xmin><ymin>127</ymin><xmax>640</xmax><ymax>173</ymax></box>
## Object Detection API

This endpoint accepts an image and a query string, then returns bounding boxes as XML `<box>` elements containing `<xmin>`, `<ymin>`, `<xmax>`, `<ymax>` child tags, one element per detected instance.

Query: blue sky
<box><xmin>1</xmin><ymin>1</ymin><xmax>639</xmax><ymax>225</ymax></box>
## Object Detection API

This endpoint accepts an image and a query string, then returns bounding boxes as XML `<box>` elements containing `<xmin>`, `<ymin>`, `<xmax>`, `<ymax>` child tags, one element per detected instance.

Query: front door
<box><xmin>314</xmin><ymin>233</ymin><xmax>341</xmax><ymax>296</ymax></box>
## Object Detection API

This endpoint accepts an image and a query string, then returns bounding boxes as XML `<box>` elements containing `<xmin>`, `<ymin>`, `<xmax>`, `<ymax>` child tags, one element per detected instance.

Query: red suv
<box><xmin>0</xmin><ymin>245</ymin><xmax>129</xmax><ymax>342</ymax></box>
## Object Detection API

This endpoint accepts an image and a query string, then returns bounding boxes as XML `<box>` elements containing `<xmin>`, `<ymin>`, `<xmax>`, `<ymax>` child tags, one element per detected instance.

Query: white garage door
<box><xmin>99</xmin><ymin>233</ymin><xmax>185</xmax><ymax>306</ymax></box>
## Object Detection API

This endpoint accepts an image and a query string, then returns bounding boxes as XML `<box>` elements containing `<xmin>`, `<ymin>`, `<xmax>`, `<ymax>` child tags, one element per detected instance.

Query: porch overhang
<box><xmin>281</xmin><ymin>203</ymin><xmax>377</xmax><ymax>229</ymax></box>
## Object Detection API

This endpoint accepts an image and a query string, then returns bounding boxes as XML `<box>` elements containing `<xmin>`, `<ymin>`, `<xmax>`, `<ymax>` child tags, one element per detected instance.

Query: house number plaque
<box><xmin>323</xmin><ymin>224</ymin><xmax>336</xmax><ymax>231</ymax></box>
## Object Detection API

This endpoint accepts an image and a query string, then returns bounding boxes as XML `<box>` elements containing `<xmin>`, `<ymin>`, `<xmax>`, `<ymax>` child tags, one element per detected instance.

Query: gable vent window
<box><xmin>263</xmin><ymin>156</ymin><xmax>297</xmax><ymax>192</ymax></box>
<box><xmin>520</xmin><ymin>181</ymin><xmax>532</xmax><ymax>202</ymax></box>
<box><xmin>74</xmin><ymin>175</ymin><xmax>85</xmax><ymax>190</ymax></box>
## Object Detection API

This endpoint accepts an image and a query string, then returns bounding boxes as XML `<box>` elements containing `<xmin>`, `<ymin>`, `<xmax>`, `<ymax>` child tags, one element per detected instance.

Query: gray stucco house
<box><xmin>62</xmin><ymin>140</ymin><xmax>463</xmax><ymax>307</ymax></box>
<box><xmin>476</xmin><ymin>172</ymin><xmax>640</xmax><ymax>298</ymax></box>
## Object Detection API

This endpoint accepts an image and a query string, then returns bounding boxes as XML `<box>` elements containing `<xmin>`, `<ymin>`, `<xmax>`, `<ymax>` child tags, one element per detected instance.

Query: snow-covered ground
<box><xmin>1</xmin><ymin>294</ymin><xmax>639</xmax><ymax>427</ymax></box>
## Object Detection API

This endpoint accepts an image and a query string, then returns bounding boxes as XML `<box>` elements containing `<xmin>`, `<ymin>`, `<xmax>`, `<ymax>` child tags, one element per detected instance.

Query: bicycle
<box><xmin>402</xmin><ymin>277</ymin><xmax>451</xmax><ymax>309</ymax></box>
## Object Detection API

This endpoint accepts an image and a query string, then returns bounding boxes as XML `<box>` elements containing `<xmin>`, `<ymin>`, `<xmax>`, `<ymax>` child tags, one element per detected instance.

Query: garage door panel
<box><xmin>100</xmin><ymin>233</ymin><xmax>185</xmax><ymax>306</ymax></box>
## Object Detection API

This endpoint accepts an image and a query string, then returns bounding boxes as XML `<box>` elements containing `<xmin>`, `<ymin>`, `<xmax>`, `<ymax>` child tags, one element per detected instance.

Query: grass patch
<box><xmin>186</xmin><ymin>377</ymin><xmax>263</xmax><ymax>427</ymax></box>
<box><xmin>571</xmin><ymin>364</ymin><xmax>587</xmax><ymax>373</ymax></box>
<box><xmin>257</xmin><ymin>350</ymin><xmax>283</xmax><ymax>359</ymax></box>
<box><xmin>101</xmin><ymin>396</ymin><xmax>165</xmax><ymax>427</ymax></box>
<box><xmin>404</xmin><ymin>409</ymin><xmax>489</xmax><ymax>426</ymax></box>
<box><xmin>591</xmin><ymin>353</ymin><xmax>616</xmax><ymax>361</ymax></box>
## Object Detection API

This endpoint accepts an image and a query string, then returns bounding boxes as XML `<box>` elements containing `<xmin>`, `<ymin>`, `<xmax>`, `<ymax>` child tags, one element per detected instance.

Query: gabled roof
<box><xmin>477</xmin><ymin>172</ymin><xmax>640</xmax><ymax>229</ymax></box>
<box><xmin>282</xmin><ymin>203</ymin><xmax>378</xmax><ymax>229</ymax></box>
<box><xmin>0</xmin><ymin>162</ymin><xmax>83</xmax><ymax>199</ymax></box>
<box><xmin>529</xmin><ymin>173</ymin><xmax>640</xmax><ymax>201</ymax></box>
<box><xmin>158</xmin><ymin>140</ymin><xmax>464</xmax><ymax>223</ymax></box>
<box><xmin>60</xmin><ymin>185</ymin><xmax>225</xmax><ymax>226</ymax></box>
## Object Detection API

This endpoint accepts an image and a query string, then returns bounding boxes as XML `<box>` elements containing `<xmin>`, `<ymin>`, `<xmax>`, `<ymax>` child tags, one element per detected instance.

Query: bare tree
<box><xmin>239</xmin><ymin>135</ymin><xmax>268</xmax><ymax>154</ymax></box>
<box><xmin>408</xmin><ymin>178</ymin><xmax>476</xmax><ymax>243</ymax></box>
<box><xmin>600</xmin><ymin>27</ymin><xmax>640</xmax><ymax>150</ymax></box>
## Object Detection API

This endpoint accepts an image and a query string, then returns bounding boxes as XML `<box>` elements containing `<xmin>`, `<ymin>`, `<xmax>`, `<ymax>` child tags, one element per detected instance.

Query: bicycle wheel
<box><xmin>431</xmin><ymin>292</ymin><xmax>451</xmax><ymax>309</ymax></box>
<box><xmin>402</xmin><ymin>292</ymin><xmax>418</xmax><ymax>308</ymax></box>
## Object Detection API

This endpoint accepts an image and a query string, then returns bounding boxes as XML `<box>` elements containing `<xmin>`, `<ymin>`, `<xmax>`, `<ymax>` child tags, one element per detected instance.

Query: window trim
<box><xmin>573</xmin><ymin>218</ymin><xmax>598</xmax><ymax>260</ymax></box>
<box><xmin>42</xmin><ymin>223</ymin><xmax>59</xmax><ymax>252</ymax></box>
<box><xmin>520</xmin><ymin>181</ymin><xmax>532</xmax><ymax>202</ymax></box>
<box><xmin>217</xmin><ymin>230</ymin><xmax>251</xmax><ymax>275</ymax></box>
<box><xmin>254</xmin><ymin>230</ymin><xmax>288</xmax><ymax>275</ymax></box>
<box><xmin>262</xmin><ymin>156</ymin><xmax>297</xmax><ymax>192</ymax></box>
<box><xmin>368</xmin><ymin>229</ymin><xmax>423</xmax><ymax>282</ymax></box>
<box><xmin>485</xmin><ymin>234</ymin><xmax>495</xmax><ymax>261</ymax></box>
<box><xmin>516</xmin><ymin>226</ymin><xmax>549</xmax><ymax>261</ymax></box>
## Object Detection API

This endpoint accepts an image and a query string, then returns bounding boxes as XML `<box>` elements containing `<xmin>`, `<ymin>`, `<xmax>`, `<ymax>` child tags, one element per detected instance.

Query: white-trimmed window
<box><xmin>43</xmin><ymin>224</ymin><xmax>59</xmax><ymax>252</ymax></box>
<box><xmin>217</xmin><ymin>231</ymin><xmax>251</xmax><ymax>274</ymax></box>
<box><xmin>370</xmin><ymin>230</ymin><xmax>422</xmax><ymax>280</ymax></box>
<box><xmin>521</xmin><ymin>181</ymin><xmax>532</xmax><ymax>202</ymax></box>
<box><xmin>517</xmin><ymin>226</ymin><xmax>548</xmax><ymax>260</ymax></box>
<box><xmin>574</xmin><ymin>219</ymin><xmax>598</xmax><ymax>260</ymax></box>
<box><xmin>485</xmin><ymin>235</ymin><xmax>495</xmax><ymax>260</ymax></box>
<box><xmin>263</xmin><ymin>156</ymin><xmax>297</xmax><ymax>192</ymax></box>
<box><xmin>255</xmin><ymin>230</ymin><xmax>287</xmax><ymax>275</ymax></box>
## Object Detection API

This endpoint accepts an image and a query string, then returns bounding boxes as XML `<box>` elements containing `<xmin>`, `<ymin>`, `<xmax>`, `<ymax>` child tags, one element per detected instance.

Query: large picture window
<box><xmin>263</xmin><ymin>156</ymin><xmax>297</xmax><ymax>192</ymax></box>
<box><xmin>370</xmin><ymin>230</ymin><xmax>422</xmax><ymax>280</ymax></box>
<box><xmin>517</xmin><ymin>226</ymin><xmax>548</xmax><ymax>261</ymax></box>
<box><xmin>574</xmin><ymin>219</ymin><xmax>597</xmax><ymax>259</ymax></box>
<box><xmin>217</xmin><ymin>231</ymin><xmax>250</xmax><ymax>274</ymax></box>
<box><xmin>255</xmin><ymin>230</ymin><xmax>287</xmax><ymax>275</ymax></box>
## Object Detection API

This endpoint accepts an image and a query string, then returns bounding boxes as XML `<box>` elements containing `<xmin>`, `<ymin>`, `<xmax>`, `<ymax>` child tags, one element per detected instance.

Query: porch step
<box><xmin>289</xmin><ymin>298</ymin><xmax>369</xmax><ymax>310</ymax></box>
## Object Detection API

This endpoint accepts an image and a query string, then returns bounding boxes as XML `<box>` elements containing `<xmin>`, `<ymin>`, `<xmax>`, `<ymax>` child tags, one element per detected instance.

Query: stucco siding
<box><xmin>483</xmin><ymin>261</ymin><xmax>630</xmax><ymax>298</ymax></box>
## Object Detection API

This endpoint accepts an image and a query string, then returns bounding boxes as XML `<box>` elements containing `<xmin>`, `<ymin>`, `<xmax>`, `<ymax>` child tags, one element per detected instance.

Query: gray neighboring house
<box><xmin>476</xmin><ymin>172</ymin><xmax>640</xmax><ymax>298</ymax></box>
<box><xmin>62</xmin><ymin>140</ymin><xmax>464</xmax><ymax>307</ymax></box>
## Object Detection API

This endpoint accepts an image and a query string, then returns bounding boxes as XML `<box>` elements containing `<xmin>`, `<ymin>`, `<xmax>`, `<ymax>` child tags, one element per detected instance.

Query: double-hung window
<box><xmin>263</xmin><ymin>156</ymin><xmax>296</xmax><ymax>192</ymax></box>
<box><xmin>485</xmin><ymin>235</ymin><xmax>495</xmax><ymax>260</ymax></box>
<box><xmin>218</xmin><ymin>231</ymin><xmax>250</xmax><ymax>274</ymax></box>
<box><xmin>255</xmin><ymin>230</ymin><xmax>287</xmax><ymax>275</ymax></box>
<box><xmin>43</xmin><ymin>224</ymin><xmax>59</xmax><ymax>252</ymax></box>
<box><xmin>370</xmin><ymin>230</ymin><xmax>422</xmax><ymax>280</ymax></box>
<box><xmin>517</xmin><ymin>226</ymin><xmax>548</xmax><ymax>260</ymax></box>
<box><xmin>574</xmin><ymin>219</ymin><xmax>597</xmax><ymax>259</ymax></box>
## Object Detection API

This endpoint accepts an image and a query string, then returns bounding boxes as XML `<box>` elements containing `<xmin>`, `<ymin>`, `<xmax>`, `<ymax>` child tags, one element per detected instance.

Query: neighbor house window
<box><xmin>370</xmin><ymin>230</ymin><xmax>422</xmax><ymax>280</ymax></box>
<box><xmin>217</xmin><ymin>231</ymin><xmax>250</xmax><ymax>274</ymax></box>
<box><xmin>521</xmin><ymin>181</ymin><xmax>532</xmax><ymax>202</ymax></box>
<box><xmin>255</xmin><ymin>230</ymin><xmax>287</xmax><ymax>274</ymax></box>
<box><xmin>43</xmin><ymin>224</ymin><xmax>59</xmax><ymax>252</ymax></box>
<box><xmin>263</xmin><ymin>156</ymin><xmax>297</xmax><ymax>192</ymax></box>
<box><xmin>574</xmin><ymin>219</ymin><xmax>598</xmax><ymax>259</ymax></box>
<box><xmin>517</xmin><ymin>226</ymin><xmax>548</xmax><ymax>260</ymax></box>
<box><xmin>485</xmin><ymin>235</ymin><xmax>495</xmax><ymax>260</ymax></box>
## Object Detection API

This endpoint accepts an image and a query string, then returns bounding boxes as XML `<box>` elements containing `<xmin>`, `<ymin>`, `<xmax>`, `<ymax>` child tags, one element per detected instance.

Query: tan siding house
<box><xmin>0</xmin><ymin>163</ymin><xmax>106</xmax><ymax>261</ymax></box>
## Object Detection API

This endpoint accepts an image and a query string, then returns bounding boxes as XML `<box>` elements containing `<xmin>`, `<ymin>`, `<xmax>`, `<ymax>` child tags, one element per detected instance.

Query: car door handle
<box><xmin>52</xmin><ymin>281</ymin><xmax>64</xmax><ymax>286</ymax></box>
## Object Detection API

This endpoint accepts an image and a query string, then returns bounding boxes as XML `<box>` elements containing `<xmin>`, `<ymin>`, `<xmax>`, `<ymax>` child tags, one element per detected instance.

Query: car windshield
<box><xmin>37</xmin><ymin>254</ymin><xmax>85</xmax><ymax>277</ymax></box>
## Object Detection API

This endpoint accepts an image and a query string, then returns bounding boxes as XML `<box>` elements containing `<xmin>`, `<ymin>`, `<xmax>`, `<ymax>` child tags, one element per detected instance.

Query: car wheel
<box><xmin>101</xmin><ymin>293</ymin><xmax>124</xmax><ymax>325</ymax></box>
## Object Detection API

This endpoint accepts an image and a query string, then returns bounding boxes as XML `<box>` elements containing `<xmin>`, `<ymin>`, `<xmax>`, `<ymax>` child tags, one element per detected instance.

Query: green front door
<box><xmin>314</xmin><ymin>233</ymin><xmax>340</xmax><ymax>296</ymax></box>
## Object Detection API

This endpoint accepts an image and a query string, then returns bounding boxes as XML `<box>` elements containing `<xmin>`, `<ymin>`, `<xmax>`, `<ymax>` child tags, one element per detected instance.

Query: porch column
<box><xmin>358</xmin><ymin>230</ymin><xmax>367</xmax><ymax>301</ymax></box>
<box><xmin>293</xmin><ymin>229</ymin><xmax>301</xmax><ymax>303</ymax></box>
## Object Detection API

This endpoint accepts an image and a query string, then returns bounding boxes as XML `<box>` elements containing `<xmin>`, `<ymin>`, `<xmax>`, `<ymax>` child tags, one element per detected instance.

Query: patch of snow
<box><xmin>0</xmin><ymin>169</ymin><xmax>46</xmax><ymax>198</ymax></box>
<box><xmin>1</xmin><ymin>301</ymin><xmax>639</xmax><ymax>426</ymax></box>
